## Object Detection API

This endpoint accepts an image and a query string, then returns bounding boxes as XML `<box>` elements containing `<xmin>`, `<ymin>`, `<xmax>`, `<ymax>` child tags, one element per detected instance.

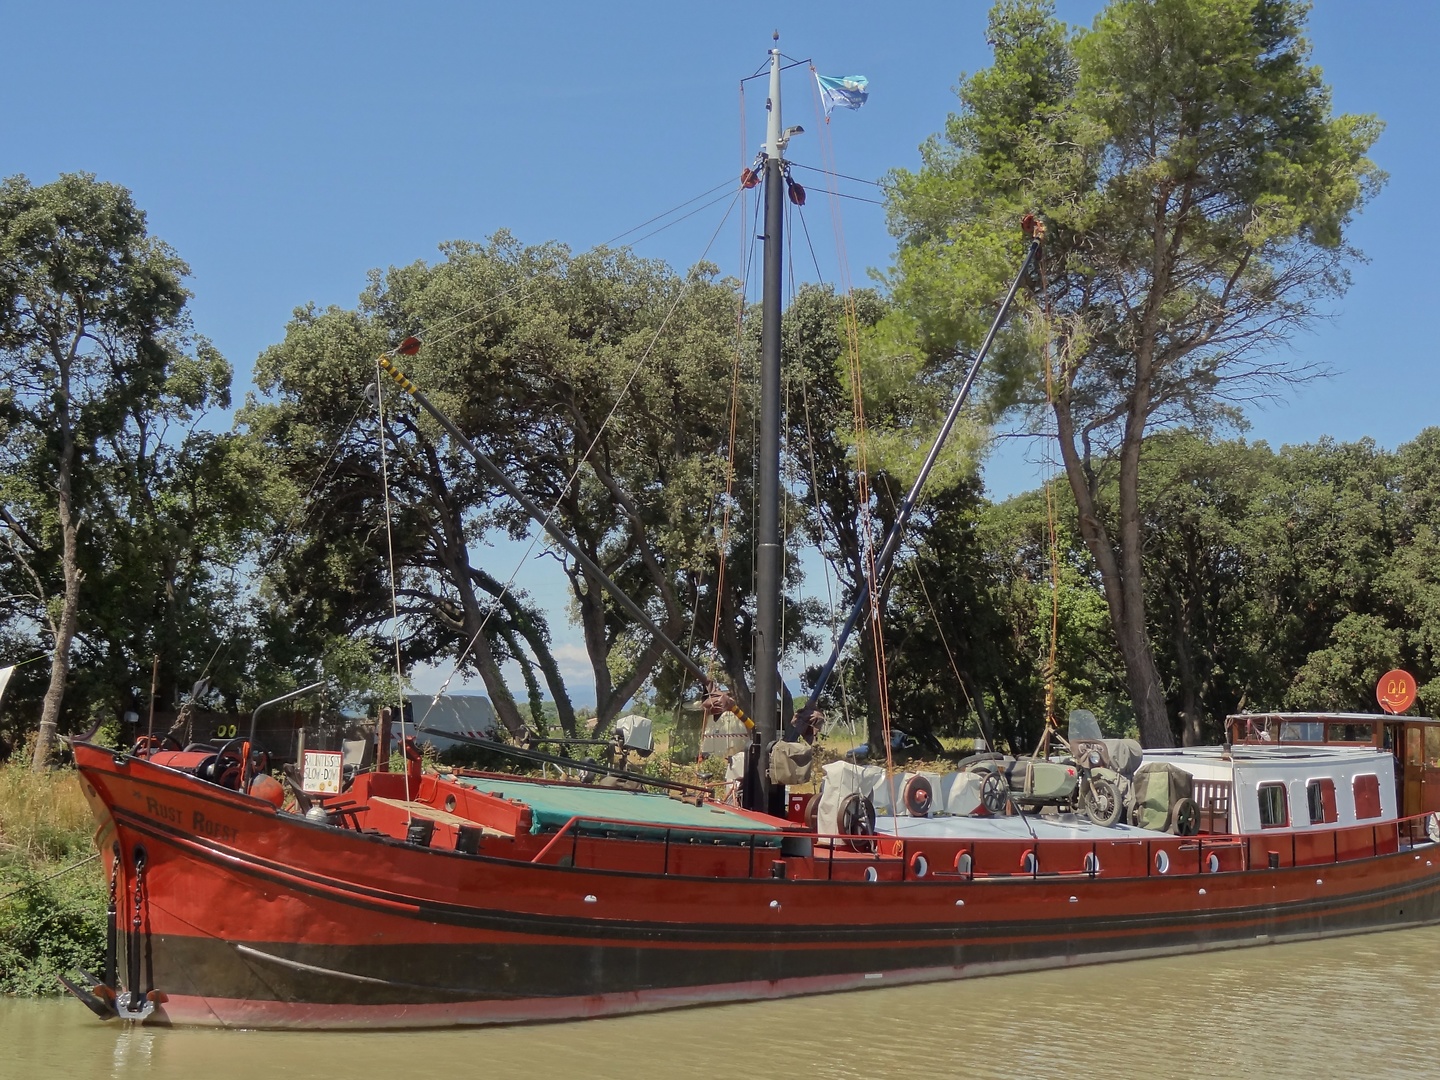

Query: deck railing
<box><xmin>520</xmin><ymin>809</ymin><xmax>1426</xmax><ymax>884</ymax></box>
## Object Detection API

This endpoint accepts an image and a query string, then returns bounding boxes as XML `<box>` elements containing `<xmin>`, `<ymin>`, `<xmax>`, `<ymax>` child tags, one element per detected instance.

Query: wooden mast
<box><xmin>748</xmin><ymin>37</ymin><xmax>786</xmax><ymax>815</ymax></box>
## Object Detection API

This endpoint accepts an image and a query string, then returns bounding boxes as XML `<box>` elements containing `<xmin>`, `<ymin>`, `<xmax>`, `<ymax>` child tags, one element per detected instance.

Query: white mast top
<box><xmin>765</xmin><ymin>44</ymin><xmax>782</xmax><ymax>159</ymax></box>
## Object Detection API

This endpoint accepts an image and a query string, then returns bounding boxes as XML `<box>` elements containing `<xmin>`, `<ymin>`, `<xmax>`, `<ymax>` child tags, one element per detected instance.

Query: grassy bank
<box><xmin>0</xmin><ymin>762</ymin><xmax>105</xmax><ymax>995</ymax></box>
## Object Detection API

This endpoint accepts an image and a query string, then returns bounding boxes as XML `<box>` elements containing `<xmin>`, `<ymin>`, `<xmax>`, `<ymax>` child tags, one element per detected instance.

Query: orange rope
<box><xmin>808</xmin><ymin>68</ymin><xmax>896</xmax><ymax>784</ymax></box>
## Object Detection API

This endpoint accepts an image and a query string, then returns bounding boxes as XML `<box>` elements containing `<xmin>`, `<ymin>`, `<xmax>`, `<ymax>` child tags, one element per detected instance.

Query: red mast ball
<box><xmin>397</xmin><ymin>336</ymin><xmax>422</xmax><ymax>356</ymax></box>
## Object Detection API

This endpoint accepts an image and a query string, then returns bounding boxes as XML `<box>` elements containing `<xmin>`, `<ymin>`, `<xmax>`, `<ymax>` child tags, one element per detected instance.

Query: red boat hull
<box><xmin>73</xmin><ymin>743</ymin><xmax>1440</xmax><ymax>1029</ymax></box>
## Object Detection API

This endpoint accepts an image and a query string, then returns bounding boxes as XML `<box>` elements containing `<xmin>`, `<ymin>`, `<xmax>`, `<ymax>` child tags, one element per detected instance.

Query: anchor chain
<box><xmin>104</xmin><ymin>847</ymin><xmax>119</xmax><ymax>990</ymax></box>
<box><xmin>117</xmin><ymin>849</ymin><xmax>155</xmax><ymax>1021</ymax></box>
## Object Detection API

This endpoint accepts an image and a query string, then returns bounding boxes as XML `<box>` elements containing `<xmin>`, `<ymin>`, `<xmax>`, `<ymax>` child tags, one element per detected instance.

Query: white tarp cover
<box><xmin>700</xmin><ymin>711</ymin><xmax>751</xmax><ymax>760</ymax></box>
<box><xmin>614</xmin><ymin>714</ymin><xmax>653</xmax><ymax>752</ymax></box>
<box><xmin>940</xmin><ymin>771</ymin><xmax>985</xmax><ymax>815</ymax></box>
<box><xmin>412</xmin><ymin>694</ymin><xmax>498</xmax><ymax>752</ymax></box>
<box><xmin>816</xmin><ymin>760</ymin><xmax>883</xmax><ymax>835</ymax></box>
<box><xmin>872</xmin><ymin>770</ymin><xmax>976</xmax><ymax>816</ymax></box>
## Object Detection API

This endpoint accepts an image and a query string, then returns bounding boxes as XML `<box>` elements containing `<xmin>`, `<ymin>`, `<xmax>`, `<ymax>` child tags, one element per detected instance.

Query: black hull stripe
<box><xmin>153</xmin><ymin>884</ymin><xmax>1440</xmax><ymax>1008</ymax></box>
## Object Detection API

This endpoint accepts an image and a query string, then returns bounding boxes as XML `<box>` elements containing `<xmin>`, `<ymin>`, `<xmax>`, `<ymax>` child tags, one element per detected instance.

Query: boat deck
<box><xmin>873</xmin><ymin>813</ymin><xmax>1165</xmax><ymax>840</ymax></box>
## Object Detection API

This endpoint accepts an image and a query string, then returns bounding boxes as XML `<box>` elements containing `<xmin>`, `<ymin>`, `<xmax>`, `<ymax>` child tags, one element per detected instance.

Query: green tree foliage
<box><xmin>0</xmin><ymin>173</ymin><xmax>243</xmax><ymax>764</ymax></box>
<box><xmin>885</xmin><ymin>0</ymin><xmax>1383</xmax><ymax>745</ymax></box>
<box><xmin>958</xmin><ymin>429</ymin><xmax>1440</xmax><ymax>744</ymax></box>
<box><xmin>246</xmin><ymin>235</ymin><xmax>769</xmax><ymax>731</ymax></box>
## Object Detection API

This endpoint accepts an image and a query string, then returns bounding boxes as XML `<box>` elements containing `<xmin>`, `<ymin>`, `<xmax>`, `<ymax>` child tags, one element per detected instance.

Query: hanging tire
<box><xmin>979</xmin><ymin>771</ymin><xmax>1008</xmax><ymax>815</ymax></box>
<box><xmin>1167</xmin><ymin>797</ymin><xmax>1199</xmax><ymax>836</ymax></box>
<box><xmin>1081</xmin><ymin>776</ymin><xmax>1123</xmax><ymax>827</ymax></box>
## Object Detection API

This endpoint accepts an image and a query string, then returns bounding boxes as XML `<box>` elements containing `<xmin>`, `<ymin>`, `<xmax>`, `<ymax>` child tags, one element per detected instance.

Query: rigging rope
<box><xmin>374</xmin><ymin>357</ymin><xmax>414</xmax><ymax>816</ymax></box>
<box><xmin>806</xmin><ymin>67</ymin><xmax>896</xmax><ymax>789</ymax></box>
<box><xmin>709</xmin><ymin>181</ymin><xmax>764</xmax><ymax>656</ymax></box>
<box><xmin>786</xmin><ymin>162</ymin><xmax>883</xmax><ymax>188</ymax></box>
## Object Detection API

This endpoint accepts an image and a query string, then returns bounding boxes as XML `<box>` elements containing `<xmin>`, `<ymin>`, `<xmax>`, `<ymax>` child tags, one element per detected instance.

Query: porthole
<box><xmin>444</xmin><ymin>795</ymin><xmax>457</xmax><ymax>812</ymax></box>
<box><xmin>1020</xmin><ymin>849</ymin><xmax>1038</xmax><ymax>874</ymax></box>
<box><xmin>910</xmin><ymin>853</ymin><xmax>929</xmax><ymax>879</ymax></box>
<box><xmin>1206</xmin><ymin>852</ymin><xmax>1220</xmax><ymax>873</ymax></box>
<box><xmin>954</xmin><ymin>852</ymin><xmax>973</xmax><ymax>877</ymax></box>
<box><xmin>1083</xmin><ymin>852</ymin><xmax>1101</xmax><ymax>876</ymax></box>
<box><xmin>1155</xmin><ymin>850</ymin><xmax>1170</xmax><ymax>875</ymax></box>
<box><xmin>864</xmin><ymin>865</ymin><xmax>879</xmax><ymax>883</ymax></box>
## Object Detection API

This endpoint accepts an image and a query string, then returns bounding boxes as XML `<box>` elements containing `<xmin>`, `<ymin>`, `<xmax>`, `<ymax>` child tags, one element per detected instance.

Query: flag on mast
<box><xmin>815</xmin><ymin>73</ymin><xmax>869</xmax><ymax>118</ymax></box>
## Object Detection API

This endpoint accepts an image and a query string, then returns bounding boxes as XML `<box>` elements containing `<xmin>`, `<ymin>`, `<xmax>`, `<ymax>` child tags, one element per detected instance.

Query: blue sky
<box><xmin>4</xmin><ymin>1</ymin><xmax>1435</xmax><ymax>702</ymax></box>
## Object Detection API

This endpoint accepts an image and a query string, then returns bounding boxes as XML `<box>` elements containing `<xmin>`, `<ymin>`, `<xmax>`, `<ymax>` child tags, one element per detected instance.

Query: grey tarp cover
<box><xmin>1131</xmin><ymin>762</ymin><xmax>1193</xmax><ymax>831</ymax></box>
<box><xmin>1105</xmin><ymin>739</ymin><xmax>1144</xmax><ymax>779</ymax></box>
<box><xmin>769</xmin><ymin>739</ymin><xmax>815</xmax><ymax>785</ymax></box>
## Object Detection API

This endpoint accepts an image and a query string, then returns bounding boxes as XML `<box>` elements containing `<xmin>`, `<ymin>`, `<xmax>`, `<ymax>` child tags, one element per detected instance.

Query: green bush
<box><xmin>0</xmin><ymin>854</ymin><xmax>107</xmax><ymax>995</ymax></box>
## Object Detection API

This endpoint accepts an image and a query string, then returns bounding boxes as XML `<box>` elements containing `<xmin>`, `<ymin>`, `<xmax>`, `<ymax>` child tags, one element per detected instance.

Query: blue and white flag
<box><xmin>816</xmin><ymin>73</ymin><xmax>869</xmax><ymax>118</ymax></box>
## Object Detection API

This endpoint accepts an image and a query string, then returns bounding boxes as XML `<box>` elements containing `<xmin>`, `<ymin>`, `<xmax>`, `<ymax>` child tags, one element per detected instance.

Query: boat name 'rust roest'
<box><xmin>138</xmin><ymin>793</ymin><xmax>238</xmax><ymax>842</ymax></box>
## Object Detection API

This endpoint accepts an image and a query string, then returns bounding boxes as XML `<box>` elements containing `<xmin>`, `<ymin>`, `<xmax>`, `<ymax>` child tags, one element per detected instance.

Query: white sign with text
<box><xmin>301</xmin><ymin>749</ymin><xmax>343</xmax><ymax>794</ymax></box>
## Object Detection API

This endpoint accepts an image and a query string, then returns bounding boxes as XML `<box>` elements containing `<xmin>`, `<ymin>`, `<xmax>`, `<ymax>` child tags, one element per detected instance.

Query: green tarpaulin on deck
<box><xmin>454</xmin><ymin>776</ymin><xmax>783</xmax><ymax>844</ymax></box>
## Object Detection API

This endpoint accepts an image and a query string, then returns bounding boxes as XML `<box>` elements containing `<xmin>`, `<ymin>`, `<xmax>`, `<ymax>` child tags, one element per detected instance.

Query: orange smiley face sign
<box><xmin>1377</xmin><ymin>669</ymin><xmax>1417</xmax><ymax>715</ymax></box>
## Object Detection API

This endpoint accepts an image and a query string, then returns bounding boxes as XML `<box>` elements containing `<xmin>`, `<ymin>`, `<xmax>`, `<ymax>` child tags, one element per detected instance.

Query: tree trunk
<box><xmin>470</xmin><ymin>630</ymin><xmax>524</xmax><ymax>736</ymax></box>
<box><xmin>1052</xmin><ymin>401</ymin><xmax>1174</xmax><ymax>748</ymax></box>
<box><xmin>452</xmin><ymin>577</ymin><xmax>525</xmax><ymax>736</ymax></box>
<box><xmin>32</xmin><ymin>427</ymin><xmax>80</xmax><ymax>770</ymax></box>
<box><xmin>1173</xmin><ymin>624</ymin><xmax>1205</xmax><ymax>746</ymax></box>
<box><xmin>469</xmin><ymin>567</ymin><xmax>578</xmax><ymax>737</ymax></box>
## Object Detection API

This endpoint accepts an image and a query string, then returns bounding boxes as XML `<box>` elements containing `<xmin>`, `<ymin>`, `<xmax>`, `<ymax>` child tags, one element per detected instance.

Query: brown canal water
<box><xmin>5</xmin><ymin>926</ymin><xmax>1439</xmax><ymax>1080</ymax></box>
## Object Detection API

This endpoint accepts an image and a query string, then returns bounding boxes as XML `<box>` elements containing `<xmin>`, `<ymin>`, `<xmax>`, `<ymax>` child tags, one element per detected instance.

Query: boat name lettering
<box><xmin>192</xmin><ymin>810</ymin><xmax>238</xmax><ymax>843</ymax></box>
<box><xmin>144</xmin><ymin>796</ymin><xmax>183</xmax><ymax>825</ymax></box>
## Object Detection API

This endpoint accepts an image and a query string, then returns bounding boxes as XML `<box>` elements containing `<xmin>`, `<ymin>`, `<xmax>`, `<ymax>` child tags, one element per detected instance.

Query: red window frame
<box><xmin>1257</xmin><ymin>782</ymin><xmax>1289</xmax><ymax>829</ymax></box>
<box><xmin>1306</xmin><ymin>778</ymin><xmax>1338</xmax><ymax>824</ymax></box>
<box><xmin>1353</xmin><ymin>773</ymin><xmax>1382</xmax><ymax>819</ymax></box>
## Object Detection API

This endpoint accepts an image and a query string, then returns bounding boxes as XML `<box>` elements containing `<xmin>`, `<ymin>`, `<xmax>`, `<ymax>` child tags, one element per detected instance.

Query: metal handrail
<box><xmin>517</xmin><ymin>808</ymin><xmax>1429</xmax><ymax>882</ymax></box>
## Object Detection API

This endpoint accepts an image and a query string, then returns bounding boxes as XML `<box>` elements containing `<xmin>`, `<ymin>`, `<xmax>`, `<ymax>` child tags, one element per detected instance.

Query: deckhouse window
<box><xmin>1306</xmin><ymin>779</ymin><xmax>1338</xmax><ymax>824</ymax></box>
<box><xmin>1257</xmin><ymin>783</ymin><xmax>1289</xmax><ymax>829</ymax></box>
<box><xmin>1353</xmin><ymin>774</ymin><xmax>1382</xmax><ymax>819</ymax></box>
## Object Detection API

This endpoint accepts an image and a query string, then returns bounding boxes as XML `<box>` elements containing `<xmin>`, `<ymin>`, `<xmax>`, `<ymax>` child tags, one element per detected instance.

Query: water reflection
<box><xmin>6</xmin><ymin>926</ymin><xmax>1439</xmax><ymax>1080</ymax></box>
